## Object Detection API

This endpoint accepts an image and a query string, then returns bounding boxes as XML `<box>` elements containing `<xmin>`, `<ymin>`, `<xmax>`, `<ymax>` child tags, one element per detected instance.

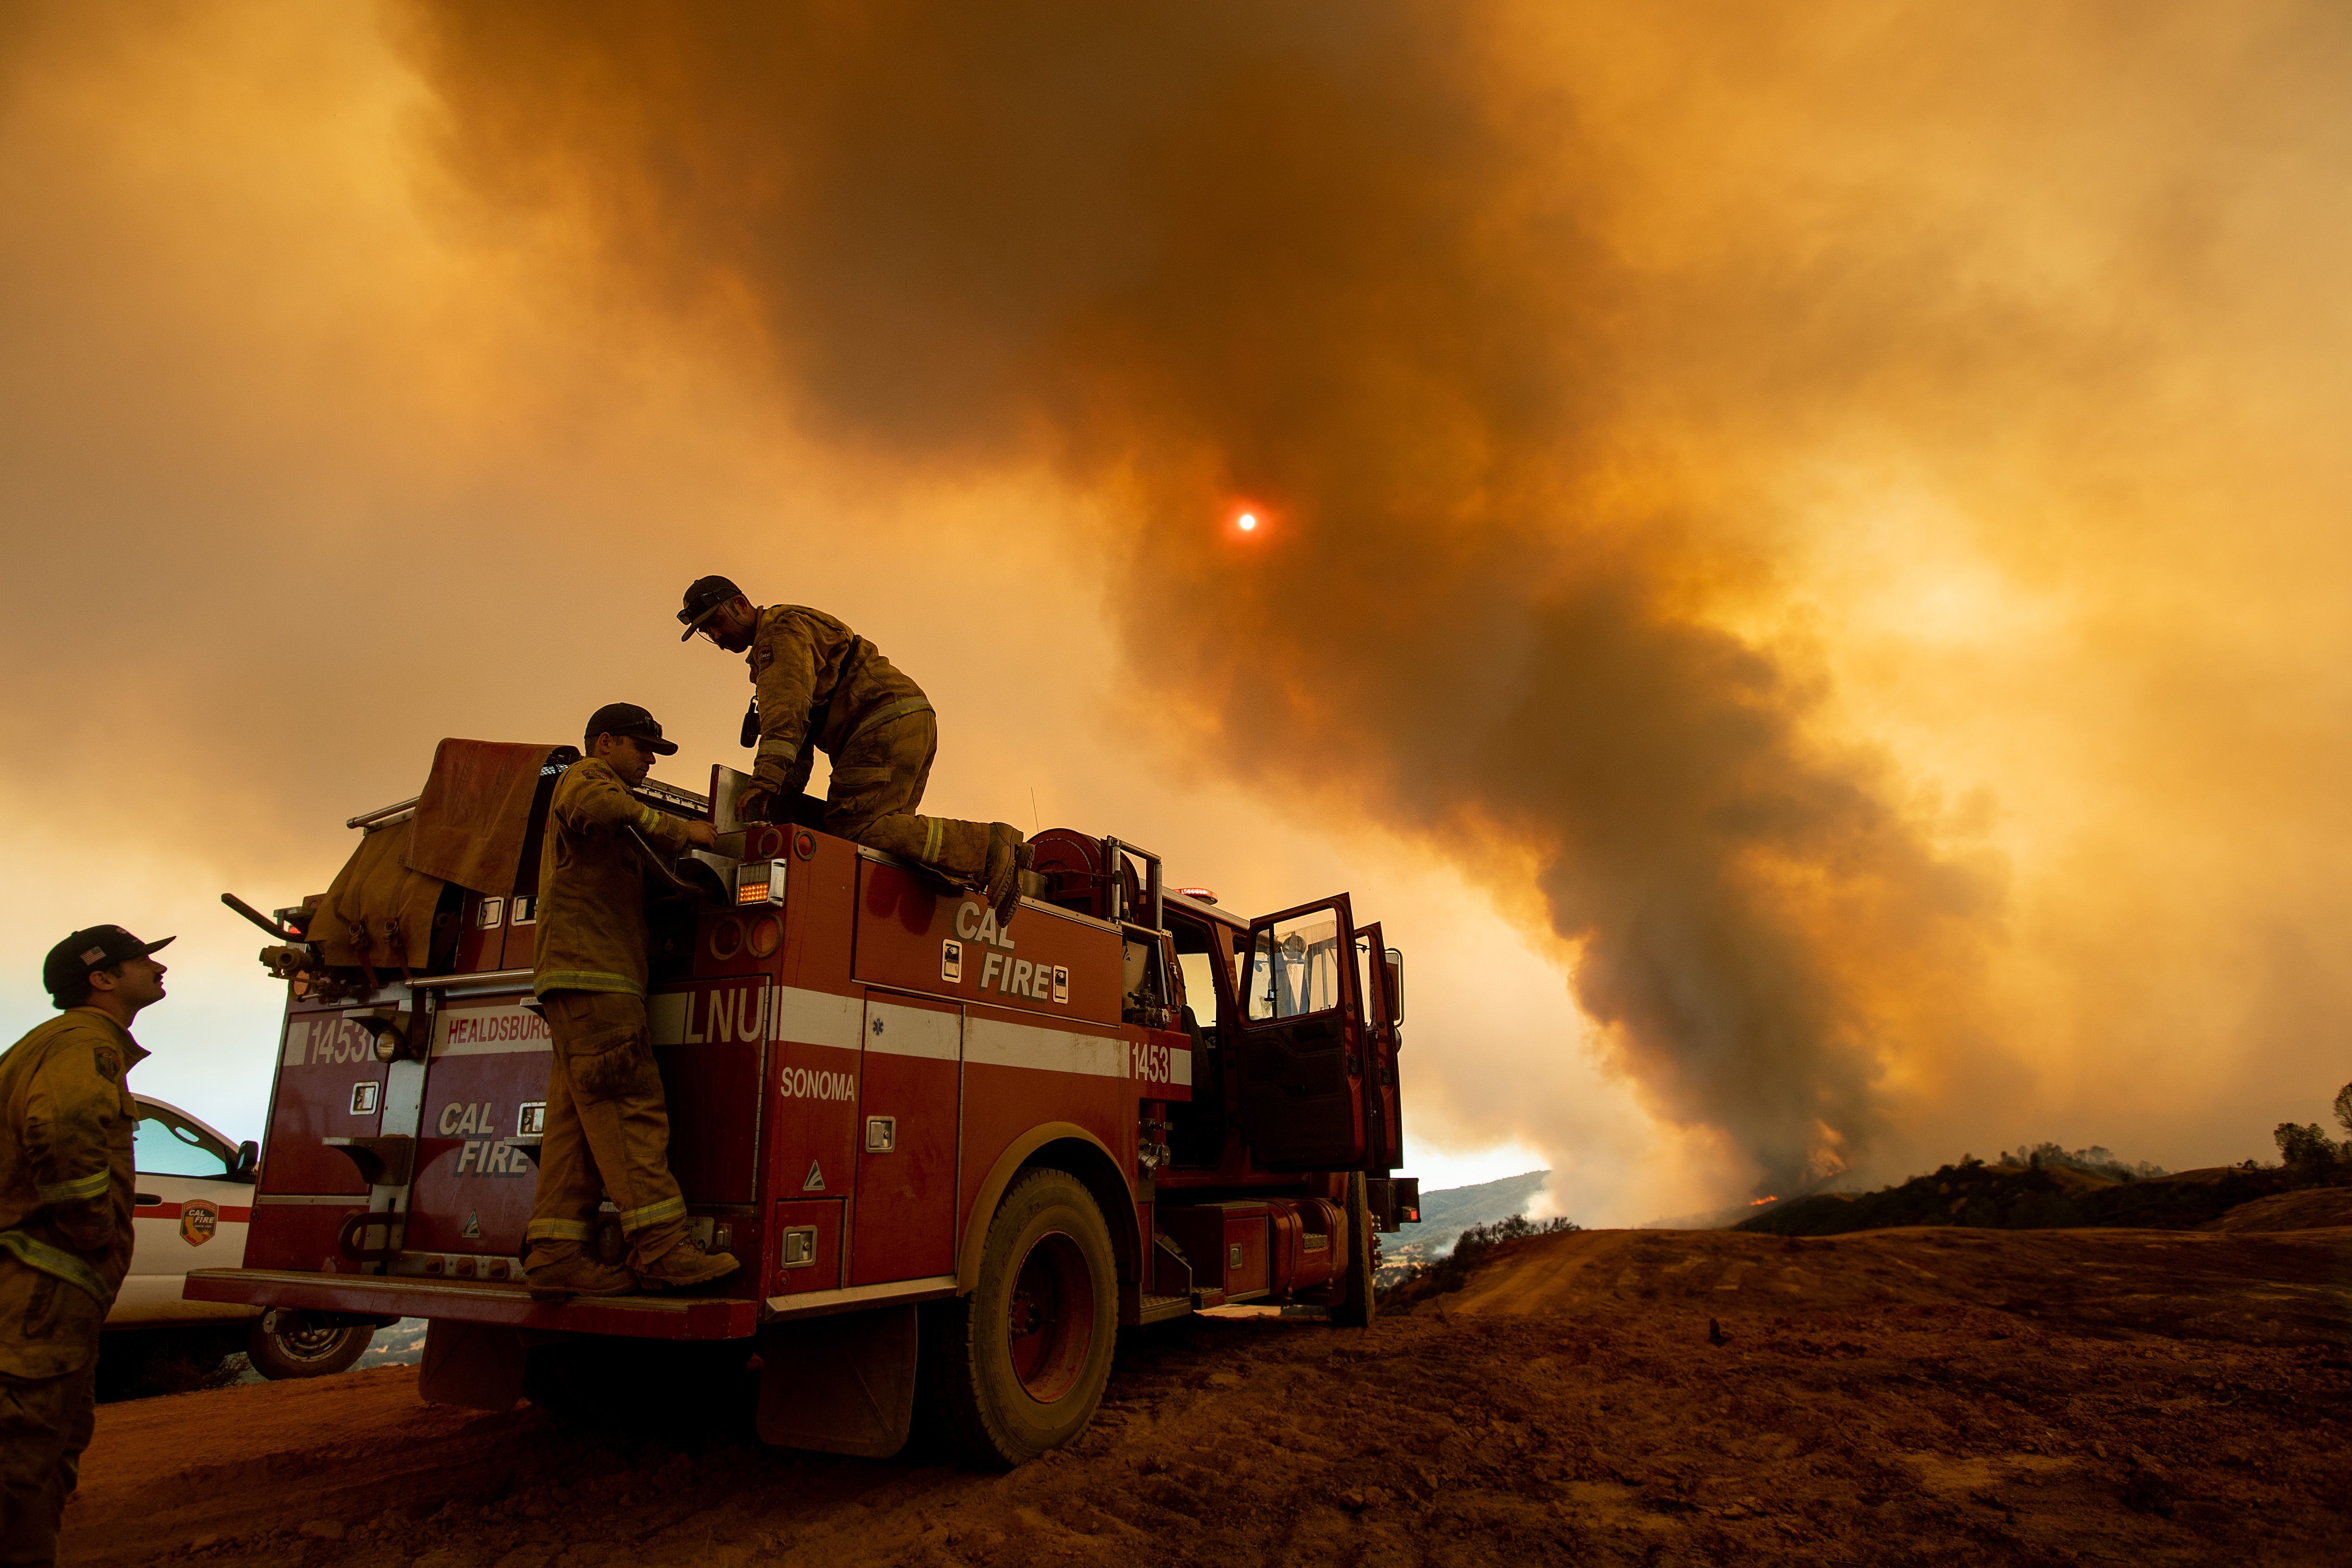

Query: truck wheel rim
<box><xmin>1005</xmin><ymin>1230</ymin><xmax>1093</xmax><ymax>1403</ymax></box>
<box><xmin>266</xmin><ymin>1310</ymin><xmax>346</xmax><ymax>1361</ymax></box>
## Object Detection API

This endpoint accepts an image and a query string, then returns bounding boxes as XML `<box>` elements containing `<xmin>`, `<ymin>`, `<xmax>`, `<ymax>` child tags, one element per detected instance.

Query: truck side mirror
<box><xmin>233</xmin><ymin>1140</ymin><xmax>260</xmax><ymax>1183</ymax></box>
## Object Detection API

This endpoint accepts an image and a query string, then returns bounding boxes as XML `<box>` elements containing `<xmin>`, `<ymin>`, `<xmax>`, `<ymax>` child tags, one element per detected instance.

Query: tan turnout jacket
<box><xmin>0</xmin><ymin>1010</ymin><xmax>144</xmax><ymax>1377</ymax></box>
<box><xmin>533</xmin><ymin>758</ymin><xmax>697</xmax><ymax>997</ymax></box>
<box><xmin>748</xmin><ymin>605</ymin><xmax>932</xmax><ymax>797</ymax></box>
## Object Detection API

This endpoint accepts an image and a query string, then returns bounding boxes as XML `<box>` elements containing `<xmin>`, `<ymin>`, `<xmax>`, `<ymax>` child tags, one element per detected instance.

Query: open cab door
<box><xmin>1235</xmin><ymin>894</ymin><xmax>1367</xmax><ymax>1169</ymax></box>
<box><xmin>1352</xmin><ymin>922</ymin><xmax>1403</xmax><ymax>1172</ymax></box>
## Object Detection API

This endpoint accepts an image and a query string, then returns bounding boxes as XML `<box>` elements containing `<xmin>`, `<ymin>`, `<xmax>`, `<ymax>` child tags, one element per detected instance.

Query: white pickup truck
<box><xmin>111</xmin><ymin>1093</ymin><xmax>381</xmax><ymax>1386</ymax></box>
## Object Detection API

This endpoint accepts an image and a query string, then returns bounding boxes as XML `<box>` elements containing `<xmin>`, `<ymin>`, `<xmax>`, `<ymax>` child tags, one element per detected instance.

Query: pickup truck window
<box><xmin>134</xmin><ymin>1110</ymin><xmax>232</xmax><ymax>1178</ymax></box>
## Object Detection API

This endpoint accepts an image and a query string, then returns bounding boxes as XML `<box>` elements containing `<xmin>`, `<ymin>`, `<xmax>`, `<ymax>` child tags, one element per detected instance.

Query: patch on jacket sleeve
<box><xmin>92</xmin><ymin>1045</ymin><xmax>122</xmax><ymax>1081</ymax></box>
<box><xmin>754</xmin><ymin>641</ymin><xmax>775</xmax><ymax>673</ymax></box>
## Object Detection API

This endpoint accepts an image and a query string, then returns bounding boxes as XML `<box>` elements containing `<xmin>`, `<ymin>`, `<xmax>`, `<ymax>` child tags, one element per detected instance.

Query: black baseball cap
<box><xmin>44</xmin><ymin>926</ymin><xmax>174</xmax><ymax>999</ymax></box>
<box><xmin>678</xmin><ymin>575</ymin><xmax>743</xmax><ymax>640</ymax></box>
<box><xmin>584</xmin><ymin>702</ymin><xmax>679</xmax><ymax>756</ymax></box>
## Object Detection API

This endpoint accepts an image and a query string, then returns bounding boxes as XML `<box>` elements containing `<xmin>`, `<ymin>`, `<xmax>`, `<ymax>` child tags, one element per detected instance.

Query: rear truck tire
<box><xmin>1330</xmin><ymin>1172</ymin><xmax>1377</xmax><ymax>1328</ymax></box>
<box><xmin>246</xmin><ymin>1308</ymin><xmax>373</xmax><ymax>1379</ymax></box>
<box><xmin>917</xmin><ymin>1167</ymin><xmax>1117</xmax><ymax>1467</ymax></box>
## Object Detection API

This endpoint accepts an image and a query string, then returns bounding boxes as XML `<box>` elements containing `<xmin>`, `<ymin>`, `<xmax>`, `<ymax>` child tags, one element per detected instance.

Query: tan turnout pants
<box><xmin>827</xmin><ymin>710</ymin><xmax>991</xmax><ymax>880</ymax></box>
<box><xmin>0</xmin><ymin>1360</ymin><xmax>94</xmax><ymax>1567</ymax></box>
<box><xmin>523</xmin><ymin>991</ymin><xmax>688</xmax><ymax>1271</ymax></box>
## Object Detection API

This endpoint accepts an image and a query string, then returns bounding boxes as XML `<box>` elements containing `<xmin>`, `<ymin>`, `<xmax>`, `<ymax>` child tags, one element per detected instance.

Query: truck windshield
<box><xmin>1245</xmin><ymin>910</ymin><xmax>1344</xmax><ymax>1021</ymax></box>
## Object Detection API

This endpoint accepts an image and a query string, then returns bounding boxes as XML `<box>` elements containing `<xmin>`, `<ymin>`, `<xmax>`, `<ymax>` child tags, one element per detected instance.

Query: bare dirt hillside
<box><xmin>2198</xmin><ymin>1187</ymin><xmax>2352</xmax><ymax>1232</ymax></box>
<box><xmin>66</xmin><ymin>1226</ymin><xmax>2352</xmax><ymax>1568</ymax></box>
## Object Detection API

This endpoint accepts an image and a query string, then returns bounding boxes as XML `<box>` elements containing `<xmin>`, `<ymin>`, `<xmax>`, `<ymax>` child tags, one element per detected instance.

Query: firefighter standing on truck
<box><xmin>523</xmin><ymin>703</ymin><xmax>741</xmax><ymax>1302</ymax></box>
<box><xmin>678</xmin><ymin>575</ymin><xmax>1030</xmax><ymax>926</ymax></box>
<box><xmin>0</xmin><ymin>926</ymin><xmax>171</xmax><ymax>1568</ymax></box>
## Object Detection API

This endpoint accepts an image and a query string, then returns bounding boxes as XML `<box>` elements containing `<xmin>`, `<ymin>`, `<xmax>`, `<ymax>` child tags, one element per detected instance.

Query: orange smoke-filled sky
<box><xmin>2</xmin><ymin>2</ymin><xmax>2347</xmax><ymax>1223</ymax></box>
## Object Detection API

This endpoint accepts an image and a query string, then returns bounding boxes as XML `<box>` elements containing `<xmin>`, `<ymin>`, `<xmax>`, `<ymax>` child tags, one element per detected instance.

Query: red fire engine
<box><xmin>190</xmin><ymin>740</ymin><xmax>1417</xmax><ymax>1464</ymax></box>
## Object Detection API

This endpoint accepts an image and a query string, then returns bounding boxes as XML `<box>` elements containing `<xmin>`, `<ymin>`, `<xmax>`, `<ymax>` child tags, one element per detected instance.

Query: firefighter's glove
<box><xmin>735</xmin><ymin>784</ymin><xmax>775</xmax><ymax>825</ymax></box>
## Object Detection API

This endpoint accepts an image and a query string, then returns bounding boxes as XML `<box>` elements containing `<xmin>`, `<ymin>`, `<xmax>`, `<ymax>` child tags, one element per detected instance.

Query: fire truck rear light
<box><xmin>736</xmin><ymin>859</ymin><xmax>786</xmax><ymax>906</ymax></box>
<box><xmin>780</xmin><ymin>1226</ymin><xmax>818</xmax><ymax>1268</ymax></box>
<box><xmin>746</xmin><ymin>916</ymin><xmax>782</xmax><ymax>960</ymax></box>
<box><xmin>709</xmin><ymin>916</ymin><xmax>744</xmax><ymax>961</ymax></box>
<box><xmin>453</xmin><ymin>1256</ymin><xmax>477</xmax><ymax>1278</ymax></box>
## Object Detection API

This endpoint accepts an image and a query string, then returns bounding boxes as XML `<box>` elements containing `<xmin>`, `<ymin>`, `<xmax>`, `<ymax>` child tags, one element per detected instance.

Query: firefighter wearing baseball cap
<box><xmin>1</xmin><ymin>926</ymin><xmax>171</xmax><ymax>1566</ymax></box>
<box><xmin>678</xmin><ymin>576</ymin><xmax>1030</xmax><ymax>927</ymax></box>
<box><xmin>522</xmin><ymin>705</ymin><xmax>740</xmax><ymax>1301</ymax></box>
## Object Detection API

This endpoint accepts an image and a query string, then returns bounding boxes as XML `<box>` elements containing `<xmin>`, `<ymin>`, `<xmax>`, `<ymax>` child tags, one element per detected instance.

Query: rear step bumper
<box><xmin>185</xmin><ymin>1268</ymin><xmax>761</xmax><ymax>1340</ymax></box>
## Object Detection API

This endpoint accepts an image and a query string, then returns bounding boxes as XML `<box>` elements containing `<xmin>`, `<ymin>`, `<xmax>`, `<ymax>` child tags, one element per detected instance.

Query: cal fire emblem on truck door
<box><xmin>180</xmin><ymin>1201</ymin><xmax>218</xmax><ymax>1246</ymax></box>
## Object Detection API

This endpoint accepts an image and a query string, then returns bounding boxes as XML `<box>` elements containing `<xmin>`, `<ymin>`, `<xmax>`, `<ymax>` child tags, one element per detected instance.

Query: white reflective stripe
<box><xmin>774</xmin><ymin>988</ymin><xmax>863</xmax><ymax>1049</ymax></box>
<box><xmin>1171</xmin><ymin>1049</ymin><xmax>1193</xmax><ymax>1088</ymax></box>
<box><xmin>965</xmin><ymin>1017</ymin><xmax>1127</xmax><ymax>1079</ymax></box>
<box><xmin>433</xmin><ymin>1004</ymin><xmax>552</xmax><ymax>1057</ymax></box>
<box><xmin>866</xmin><ymin>1001</ymin><xmax>959</xmax><ymax>1061</ymax></box>
<box><xmin>281</xmin><ymin>1021</ymin><xmax>309</xmax><ymax>1067</ymax></box>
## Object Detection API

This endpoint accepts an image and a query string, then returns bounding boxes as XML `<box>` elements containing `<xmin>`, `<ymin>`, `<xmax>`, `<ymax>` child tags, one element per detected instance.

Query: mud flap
<box><xmin>756</xmin><ymin>1304</ymin><xmax>917</xmax><ymax>1457</ymax></box>
<box><xmin>418</xmin><ymin>1320</ymin><xmax>526</xmax><ymax>1411</ymax></box>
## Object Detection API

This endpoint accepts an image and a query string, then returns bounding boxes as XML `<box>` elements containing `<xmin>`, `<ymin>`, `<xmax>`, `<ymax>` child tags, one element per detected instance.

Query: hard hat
<box><xmin>678</xmin><ymin>575</ymin><xmax>744</xmax><ymax>640</ymax></box>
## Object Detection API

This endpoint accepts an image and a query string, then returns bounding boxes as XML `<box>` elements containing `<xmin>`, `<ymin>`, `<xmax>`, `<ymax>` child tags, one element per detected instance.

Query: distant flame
<box><xmin>1750</xmin><ymin>1195</ymin><xmax>1778</xmax><ymax>1206</ymax></box>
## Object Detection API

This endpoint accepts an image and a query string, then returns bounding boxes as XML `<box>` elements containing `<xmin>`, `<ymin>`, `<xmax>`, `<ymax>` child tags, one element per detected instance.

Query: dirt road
<box><xmin>65</xmin><ymin>1225</ymin><xmax>2352</xmax><ymax>1567</ymax></box>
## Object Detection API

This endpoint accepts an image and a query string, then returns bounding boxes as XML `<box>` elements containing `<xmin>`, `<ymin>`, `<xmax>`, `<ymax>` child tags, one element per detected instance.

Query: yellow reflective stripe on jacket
<box><xmin>922</xmin><ymin>816</ymin><xmax>944</xmax><ymax>863</ymax></box>
<box><xmin>35</xmin><ymin>1168</ymin><xmax>111</xmax><ymax>1205</ymax></box>
<box><xmin>0</xmin><ymin>1228</ymin><xmax>110</xmax><ymax>1303</ymax></box>
<box><xmin>615</xmin><ymin>1193</ymin><xmax>686</xmax><ymax>1232</ymax></box>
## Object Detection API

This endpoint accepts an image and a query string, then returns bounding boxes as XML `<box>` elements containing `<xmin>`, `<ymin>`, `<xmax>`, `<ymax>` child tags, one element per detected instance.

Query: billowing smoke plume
<box><xmin>387</xmin><ymin>2</ymin><xmax>2119</xmax><ymax>1191</ymax></box>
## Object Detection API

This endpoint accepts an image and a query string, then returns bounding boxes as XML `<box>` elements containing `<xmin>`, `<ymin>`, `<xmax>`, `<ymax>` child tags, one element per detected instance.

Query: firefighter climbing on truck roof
<box><xmin>1</xmin><ymin>926</ymin><xmax>169</xmax><ymax>1567</ymax></box>
<box><xmin>678</xmin><ymin>575</ymin><xmax>1031</xmax><ymax>926</ymax></box>
<box><xmin>522</xmin><ymin>704</ymin><xmax>740</xmax><ymax>1302</ymax></box>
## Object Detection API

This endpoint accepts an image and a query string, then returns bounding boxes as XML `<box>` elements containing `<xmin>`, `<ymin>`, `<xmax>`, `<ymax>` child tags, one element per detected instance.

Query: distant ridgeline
<box><xmin>1738</xmin><ymin>1146</ymin><xmax>2331</xmax><ymax>1238</ymax></box>
<box><xmin>1377</xmin><ymin>1170</ymin><xmax>1560</xmax><ymax>1285</ymax></box>
<box><xmin>1995</xmin><ymin>1142</ymin><xmax>2167</xmax><ymax>1180</ymax></box>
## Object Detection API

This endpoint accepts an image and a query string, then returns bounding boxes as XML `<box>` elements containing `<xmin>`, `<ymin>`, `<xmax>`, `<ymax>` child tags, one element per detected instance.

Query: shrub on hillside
<box><xmin>2273</xmin><ymin>1121</ymin><xmax>2347</xmax><ymax>1173</ymax></box>
<box><xmin>2270</xmin><ymin>1078</ymin><xmax>2352</xmax><ymax>1178</ymax></box>
<box><xmin>1996</xmin><ymin>1142</ymin><xmax>2166</xmax><ymax>1180</ymax></box>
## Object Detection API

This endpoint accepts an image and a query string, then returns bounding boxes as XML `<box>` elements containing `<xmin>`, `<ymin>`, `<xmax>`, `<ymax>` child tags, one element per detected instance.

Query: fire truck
<box><xmin>189</xmin><ymin>739</ymin><xmax>1417</xmax><ymax>1464</ymax></box>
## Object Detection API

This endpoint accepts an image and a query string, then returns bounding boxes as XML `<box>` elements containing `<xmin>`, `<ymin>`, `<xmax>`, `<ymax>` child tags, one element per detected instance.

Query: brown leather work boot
<box><xmin>986</xmin><ymin>823</ymin><xmax>1029</xmax><ymax>928</ymax></box>
<box><xmin>632</xmin><ymin>1234</ymin><xmax>740</xmax><ymax>1292</ymax></box>
<box><xmin>525</xmin><ymin>1253</ymin><xmax>634</xmax><ymax>1303</ymax></box>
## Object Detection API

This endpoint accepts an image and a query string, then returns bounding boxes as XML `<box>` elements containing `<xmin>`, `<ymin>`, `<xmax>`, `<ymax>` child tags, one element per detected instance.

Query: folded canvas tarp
<box><xmin>309</xmin><ymin>740</ymin><xmax>574</xmax><ymax>977</ymax></box>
